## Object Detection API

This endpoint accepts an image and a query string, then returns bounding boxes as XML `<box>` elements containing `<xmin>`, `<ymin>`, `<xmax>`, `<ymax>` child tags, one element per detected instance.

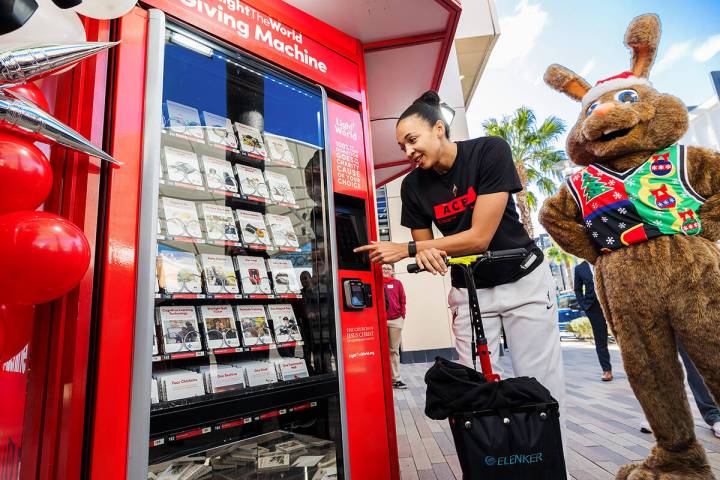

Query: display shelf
<box><xmin>147</xmin><ymin>401</ymin><xmax>324</xmax><ymax>466</ymax></box>
<box><xmin>204</xmin><ymin>293</ymin><xmax>243</xmax><ymax>300</ymax></box>
<box><xmin>162</xmin><ymin>128</ymin><xmax>242</xmax><ymax>160</ymax></box>
<box><xmin>240</xmin><ymin>193</ymin><xmax>271</xmax><ymax>204</ymax></box>
<box><xmin>243</xmin><ymin>293</ymin><xmax>275</xmax><ymax>300</ymax></box>
<box><xmin>264</xmin><ymin>159</ymin><xmax>302</xmax><ymax>170</ymax></box>
<box><xmin>150</xmin><ymin>374</ymin><xmax>336</xmax><ymax>439</ymax></box>
<box><xmin>243</xmin><ymin>344</ymin><xmax>272</xmax><ymax>351</ymax></box>
<box><xmin>277</xmin><ymin>246</ymin><xmax>302</xmax><ymax>253</ymax></box>
<box><xmin>275</xmin><ymin>200</ymin><xmax>300</xmax><ymax>209</ymax></box>
<box><xmin>275</xmin><ymin>293</ymin><xmax>303</xmax><ymax>299</ymax></box>
<box><xmin>155</xmin><ymin>234</ymin><xmax>282</xmax><ymax>255</ymax></box>
<box><xmin>210</xmin><ymin>340</ymin><xmax>303</xmax><ymax>355</ymax></box>
<box><xmin>158</xmin><ymin>178</ymin><xmax>205</xmax><ymax>192</ymax></box>
<box><xmin>156</xmin><ymin>233</ymin><xmax>205</xmax><ymax>244</ymax></box>
<box><xmin>243</xmin><ymin>242</ymin><xmax>276</xmax><ymax>252</ymax></box>
<box><xmin>159</xmin><ymin>180</ymin><xmax>277</xmax><ymax>209</ymax></box>
<box><xmin>208</xmin><ymin>187</ymin><xmax>276</xmax><ymax>207</ymax></box>
<box><xmin>154</xmin><ymin>292</ymin><xmax>205</xmax><ymax>300</ymax></box>
<box><xmin>159</xmin><ymin>181</ymin><xmax>305</xmax><ymax>214</ymax></box>
<box><xmin>152</xmin><ymin>341</ymin><xmax>304</xmax><ymax>361</ymax></box>
<box><xmin>162</xmin><ymin>129</ymin><xmax>207</xmax><ymax>144</ymax></box>
<box><xmin>161</xmin><ymin>128</ymin><xmax>294</xmax><ymax>172</ymax></box>
<box><xmin>160</xmin><ymin>125</ymin><xmax>316</xmax><ymax>169</ymax></box>
<box><xmin>206</xmin><ymin>187</ymin><xmax>239</xmax><ymax>198</ymax></box>
<box><xmin>205</xmin><ymin>238</ymin><xmax>244</xmax><ymax>247</ymax></box>
<box><xmin>154</xmin><ymin>293</ymin><xmax>260</xmax><ymax>300</ymax></box>
<box><xmin>245</xmin><ymin>340</ymin><xmax>302</xmax><ymax>352</ymax></box>
<box><xmin>208</xmin><ymin>346</ymin><xmax>245</xmax><ymax>355</ymax></box>
<box><xmin>206</xmin><ymin>140</ymin><xmax>240</xmax><ymax>155</ymax></box>
<box><xmin>168</xmin><ymin>426</ymin><xmax>213</xmax><ymax>442</ymax></box>
<box><xmin>153</xmin><ymin>351</ymin><xmax>207</xmax><ymax>362</ymax></box>
<box><xmin>238</xmin><ymin>151</ymin><xmax>266</xmax><ymax>164</ymax></box>
<box><xmin>154</xmin><ymin>292</ymin><xmax>299</xmax><ymax>302</ymax></box>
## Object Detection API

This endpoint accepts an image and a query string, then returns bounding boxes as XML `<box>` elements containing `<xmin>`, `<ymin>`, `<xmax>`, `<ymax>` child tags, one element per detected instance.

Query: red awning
<box><xmin>282</xmin><ymin>0</ymin><xmax>461</xmax><ymax>187</ymax></box>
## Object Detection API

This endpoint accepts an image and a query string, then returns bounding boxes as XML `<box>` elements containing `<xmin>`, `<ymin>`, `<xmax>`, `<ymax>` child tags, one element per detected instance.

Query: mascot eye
<box><xmin>586</xmin><ymin>102</ymin><xmax>600</xmax><ymax>116</ymax></box>
<box><xmin>615</xmin><ymin>89</ymin><xmax>639</xmax><ymax>103</ymax></box>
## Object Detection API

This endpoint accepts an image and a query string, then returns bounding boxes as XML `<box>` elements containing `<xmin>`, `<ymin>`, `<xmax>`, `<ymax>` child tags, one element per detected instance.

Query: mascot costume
<box><xmin>540</xmin><ymin>13</ymin><xmax>720</xmax><ymax>480</ymax></box>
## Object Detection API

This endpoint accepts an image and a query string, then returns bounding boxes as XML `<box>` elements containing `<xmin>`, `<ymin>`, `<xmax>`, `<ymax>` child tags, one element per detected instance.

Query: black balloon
<box><xmin>0</xmin><ymin>0</ymin><xmax>39</xmax><ymax>35</ymax></box>
<box><xmin>51</xmin><ymin>0</ymin><xmax>81</xmax><ymax>8</ymax></box>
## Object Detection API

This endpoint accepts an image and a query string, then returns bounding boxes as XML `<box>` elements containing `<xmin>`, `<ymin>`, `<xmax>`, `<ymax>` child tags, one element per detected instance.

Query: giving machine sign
<box><xmin>147</xmin><ymin>0</ymin><xmax>360</xmax><ymax>96</ymax></box>
<box><xmin>328</xmin><ymin>100</ymin><xmax>368</xmax><ymax>197</ymax></box>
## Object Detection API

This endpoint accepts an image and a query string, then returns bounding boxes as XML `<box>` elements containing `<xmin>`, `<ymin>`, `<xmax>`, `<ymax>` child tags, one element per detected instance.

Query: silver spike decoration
<box><xmin>0</xmin><ymin>42</ymin><xmax>118</xmax><ymax>88</ymax></box>
<box><xmin>0</xmin><ymin>91</ymin><xmax>120</xmax><ymax>165</ymax></box>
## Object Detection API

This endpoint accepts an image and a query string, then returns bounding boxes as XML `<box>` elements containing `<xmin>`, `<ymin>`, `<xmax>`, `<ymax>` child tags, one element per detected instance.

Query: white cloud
<box><xmin>579</xmin><ymin>58</ymin><xmax>596</xmax><ymax>79</ymax></box>
<box><xmin>488</xmin><ymin>0</ymin><xmax>549</xmax><ymax>70</ymax></box>
<box><xmin>653</xmin><ymin>41</ymin><xmax>692</xmax><ymax>74</ymax></box>
<box><xmin>693</xmin><ymin>34</ymin><xmax>720</xmax><ymax>62</ymax></box>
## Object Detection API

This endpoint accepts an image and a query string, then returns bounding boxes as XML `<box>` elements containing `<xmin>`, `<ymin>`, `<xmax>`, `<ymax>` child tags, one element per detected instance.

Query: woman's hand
<box><xmin>353</xmin><ymin>241</ymin><xmax>408</xmax><ymax>264</ymax></box>
<box><xmin>415</xmin><ymin>248</ymin><xmax>447</xmax><ymax>275</ymax></box>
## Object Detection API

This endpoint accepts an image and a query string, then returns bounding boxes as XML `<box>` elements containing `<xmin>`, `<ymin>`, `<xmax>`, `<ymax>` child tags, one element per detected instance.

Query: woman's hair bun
<box><xmin>415</xmin><ymin>90</ymin><xmax>441</xmax><ymax>107</ymax></box>
<box><xmin>398</xmin><ymin>89</ymin><xmax>450</xmax><ymax>139</ymax></box>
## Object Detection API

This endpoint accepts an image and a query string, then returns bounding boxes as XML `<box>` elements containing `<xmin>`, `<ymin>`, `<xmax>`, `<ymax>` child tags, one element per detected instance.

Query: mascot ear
<box><xmin>543</xmin><ymin>64</ymin><xmax>590</xmax><ymax>102</ymax></box>
<box><xmin>625</xmin><ymin>13</ymin><xmax>661</xmax><ymax>79</ymax></box>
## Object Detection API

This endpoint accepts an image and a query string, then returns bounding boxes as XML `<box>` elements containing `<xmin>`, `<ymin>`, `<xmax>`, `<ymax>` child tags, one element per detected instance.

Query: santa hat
<box><xmin>581</xmin><ymin>71</ymin><xmax>651</xmax><ymax>108</ymax></box>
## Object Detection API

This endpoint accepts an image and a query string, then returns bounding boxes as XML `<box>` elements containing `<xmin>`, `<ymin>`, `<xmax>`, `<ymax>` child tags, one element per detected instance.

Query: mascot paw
<box><xmin>616</xmin><ymin>464</ymin><xmax>655</xmax><ymax>480</ymax></box>
<box><xmin>616</xmin><ymin>461</ymin><xmax>716</xmax><ymax>480</ymax></box>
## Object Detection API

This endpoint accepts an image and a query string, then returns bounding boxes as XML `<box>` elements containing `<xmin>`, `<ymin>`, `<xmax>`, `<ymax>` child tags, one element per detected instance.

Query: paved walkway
<box><xmin>393</xmin><ymin>341</ymin><xmax>720</xmax><ymax>480</ymax></box>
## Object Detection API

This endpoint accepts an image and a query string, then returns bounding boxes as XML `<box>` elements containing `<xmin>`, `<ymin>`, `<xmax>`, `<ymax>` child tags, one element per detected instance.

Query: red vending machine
<box><xmin>86</xmin><ymin>3</ymin><xmax>398</xmax><ymax>479</ymax></box>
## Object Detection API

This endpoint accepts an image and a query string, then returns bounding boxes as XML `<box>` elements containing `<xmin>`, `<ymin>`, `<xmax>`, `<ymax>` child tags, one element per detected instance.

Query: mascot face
<box><xmin>566</xmin><ymin>83</ymin><xmax>688</xmax><ymax>165</ymax></box>
<box><xmin>545</xmin><ymin>14</ymin><xmax>690</xmax><ymax>167</ymax></box>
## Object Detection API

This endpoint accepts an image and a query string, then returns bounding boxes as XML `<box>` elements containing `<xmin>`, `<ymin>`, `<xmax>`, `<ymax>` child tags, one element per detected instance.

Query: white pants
<box><xmin>448</xmin><ymin>263</ymin><xmax>567</xmax><ymax>432</ymax></box>
<box><xmin>387</xmin><ymin>317</ymin><xmax>404</xmax><ymax>382</ymax></box>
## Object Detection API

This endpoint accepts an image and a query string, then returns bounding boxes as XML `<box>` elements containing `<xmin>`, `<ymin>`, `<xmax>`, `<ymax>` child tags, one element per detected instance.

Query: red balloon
<box><xmin>0</xmin><ymin>303</ymin><xmax>34</xmax><ymax>364</ymax></box>
<box><xmin>1</xmin><ymin>83</ymin><xmax>52</xmax><ymax>142</ymax></box>
<box><xmin>7</xmin><ymin>83</ymin><xmax>51</xmax><ymax>112</ymax></box>
<box><xmin>0</xmin><ymin>211</ymin><xmax>91</xmax><ymax>305</ymax></box>
<box><xmin>0</xmin><ymin>131</ymin><xmax>53</xmax><ymax>214</ymax></box>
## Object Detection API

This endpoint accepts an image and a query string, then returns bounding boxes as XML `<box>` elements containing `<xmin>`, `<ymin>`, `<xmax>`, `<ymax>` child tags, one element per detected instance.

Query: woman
<box><xmin>354</xmin><ymin>90</ymin><xmax>566</xmax><ymax>418</ymax></box>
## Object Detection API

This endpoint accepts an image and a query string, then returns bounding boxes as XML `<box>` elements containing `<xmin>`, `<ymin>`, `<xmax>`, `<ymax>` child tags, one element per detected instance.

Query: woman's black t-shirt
<box><xmin>400</xmin><ymin>136</ymin><xmax>543</xmax><ymax>289</ymax></box>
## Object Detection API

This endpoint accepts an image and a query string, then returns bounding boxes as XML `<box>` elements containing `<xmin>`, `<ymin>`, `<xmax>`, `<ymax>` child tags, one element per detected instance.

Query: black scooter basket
<box><xmin>412</xmin><ymin>251</ymin><xmax>566</xmax><ymax>479</ymax></box>
<box><xmin>425</xmin><ymin>357</ymin><xmax>566</xmax><ymax>480</ymax></box>
<box><xmin>450</xmin><ymin>401</ymin><xmax>565</xmax><ymax>479</ymax></box>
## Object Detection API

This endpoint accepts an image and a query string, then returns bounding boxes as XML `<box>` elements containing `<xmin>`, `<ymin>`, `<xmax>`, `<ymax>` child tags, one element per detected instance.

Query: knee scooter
<box><xmin>408</xmin><ymin>249</ymin><xmax>567</xmax><ymax>480</ymax></box>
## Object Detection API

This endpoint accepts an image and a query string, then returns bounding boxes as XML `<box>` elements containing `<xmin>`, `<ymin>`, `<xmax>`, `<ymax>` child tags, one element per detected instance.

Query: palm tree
<box><xmin>545</xmin><ymin>242</ymin><xmax>577</xmax><ymax>290</ymax></box>
<box><xmin>483</xmin><ymin>107</ymin><xmax>567</xmax><ymax>238</ymax></box>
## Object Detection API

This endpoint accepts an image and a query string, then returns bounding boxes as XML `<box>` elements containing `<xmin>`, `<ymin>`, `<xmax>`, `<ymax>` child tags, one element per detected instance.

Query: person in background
<box><xmin>678</xmin><ymin>342</ymin><xmax>720</xmax><ymax>438</ymax></box>
<box><xmin>641</xmin><ymin>340</ymin><xmax>720</xmax><ymax>439</ymax></box>
<box><xmin>574</xmin><ymin>260</ymin><xmax>612</xmax><ymax>381</ymax></box>
<box><xmin>382</xmin><ymin>263</ymin><xmax>407</xmax><ymax>389</ymax></box>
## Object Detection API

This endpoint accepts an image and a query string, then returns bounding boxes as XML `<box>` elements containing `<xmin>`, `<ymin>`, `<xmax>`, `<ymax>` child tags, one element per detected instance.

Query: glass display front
<box><xmin>147</xmin><ymin>23</ymin><xmax>343</xmax><ymax>479</ymax></box>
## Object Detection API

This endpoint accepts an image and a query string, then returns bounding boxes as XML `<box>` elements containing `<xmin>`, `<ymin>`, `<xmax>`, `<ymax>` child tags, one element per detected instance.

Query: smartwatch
<box><xmin>408</xmin><ymin>241</ymin><xmax>417</xmax><ymax>257</ymax></box>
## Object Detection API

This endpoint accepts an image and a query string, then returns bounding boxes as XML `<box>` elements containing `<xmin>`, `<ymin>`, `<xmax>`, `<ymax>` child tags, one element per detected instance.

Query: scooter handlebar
<box><xmin>406</xmin><ymin>262</ymin><xmax>436</xmax><ymax>274</ymax></box>
<box><xmin>406</xmin><ymin>248</ymin><xmax>529</xmax><ymax>273</ymax></box>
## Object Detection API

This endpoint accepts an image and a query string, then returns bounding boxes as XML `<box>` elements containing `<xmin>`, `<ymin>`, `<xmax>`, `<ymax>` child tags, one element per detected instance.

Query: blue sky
<box><xmin>465</xmin><ymin>0</ymin><xmax>720</xmax><ymax>231</ymax></box>
<box><xmin>467</xmin><ymin>0</ymin><xmax>720</xmax><ymax>138</ymax></box>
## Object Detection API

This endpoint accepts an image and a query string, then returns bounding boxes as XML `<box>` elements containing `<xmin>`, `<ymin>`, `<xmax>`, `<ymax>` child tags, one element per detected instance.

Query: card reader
<box><xmin>342</xmin><ymin>279</ymin><xmax>371</xmax><ymax>311</ymax></box>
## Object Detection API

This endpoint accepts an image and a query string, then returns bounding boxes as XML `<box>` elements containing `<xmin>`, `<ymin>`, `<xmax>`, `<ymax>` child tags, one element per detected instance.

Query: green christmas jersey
<box><xmin>567</xmin><ymin>145</ymin><xmax>706</xmax><ymax>253</ymax></box>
